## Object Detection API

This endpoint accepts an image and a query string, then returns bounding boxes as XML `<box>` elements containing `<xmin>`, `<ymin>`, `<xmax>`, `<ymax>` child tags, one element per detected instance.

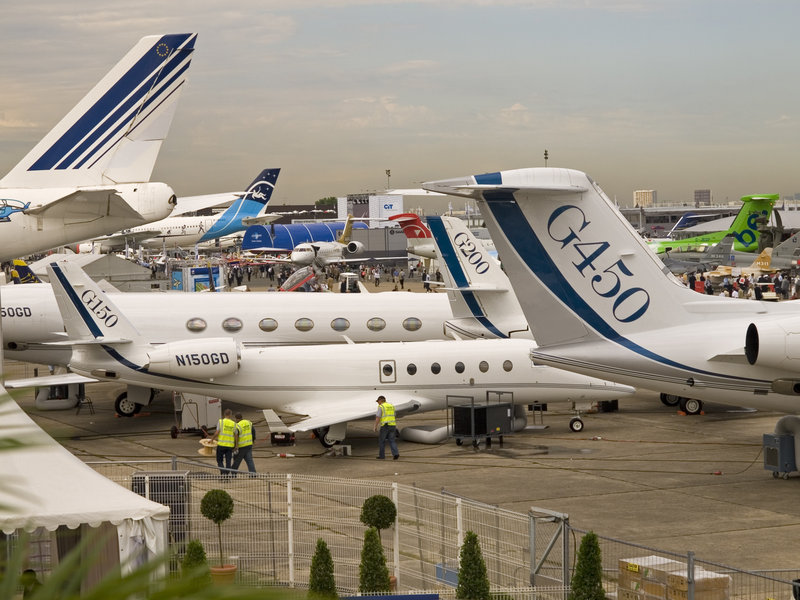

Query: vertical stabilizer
<box><xmin>389</xmin><ymin>213</ymin><xmax>436</xmax><ymax>258</ymax></box>
<box><xmin>728</xmin><ymin>195</ymin><xmax>778</xmax><ymax>252</ymax></box>
<box><xmin>428</xmin><ymin>216</ymin><xmax>530</xmax><ymax>339</ymax></box>
<box><xmin>337</xmin><ymin>214</ymin><xmax>355</xmax><ymax>244</ymax></box>
<box><xmin>1</xmin><ymin>33</ymin><xmax>197</xmax><ymax>189</ymax></box>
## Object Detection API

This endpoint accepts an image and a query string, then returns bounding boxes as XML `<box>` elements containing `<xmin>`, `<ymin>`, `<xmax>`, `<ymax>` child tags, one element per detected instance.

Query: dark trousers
<box><xmin>233</xmin><ymin>445</ymin><xmax>256</xmax><ymax>474</ymax></box>
<box><xmin>216</xmin><ymin>445</ymin><xmax>233</xmax><ymax>475</ymax></box>
<box><xmin>378</xmin><ymin>425</ymin><xmax>399</xmax><ymax>458</ymax></box>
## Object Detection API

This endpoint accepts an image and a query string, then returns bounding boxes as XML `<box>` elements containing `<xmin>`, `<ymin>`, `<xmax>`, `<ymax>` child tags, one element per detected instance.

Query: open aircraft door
<box><xmin>379</xmin><ymin>359</ymin><xmax>396</xmax><ymax>383</ymax></box>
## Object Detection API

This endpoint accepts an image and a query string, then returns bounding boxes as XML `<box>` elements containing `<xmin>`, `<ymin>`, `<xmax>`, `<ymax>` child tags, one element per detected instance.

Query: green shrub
<box><xmin>568</xmin><ymin>531</ymin><xmax>606</xmax><ymax>600</ymax></box>
<box><xmin>308</xmin><ymin>538</ymin><xmax>337</xmax><ymax>599</ymax></box>
<box><xmin>181</xmin><ymin>539</ymin><xmax>211</xmax><ymax>588</ymax></box>
<box><xmin>456</xmin><ymin>531</ymin><xmax>490</xmax><ymax>600</ymax></box>
<box><xmin>358</xmin><ymin>527</ymin><xmax>391</xmax><ymax>593</ymax></box>
<box><xmin>359</xmin><ymin>495</ymin><xmax>397</xmax><ymax>541</ymax></box>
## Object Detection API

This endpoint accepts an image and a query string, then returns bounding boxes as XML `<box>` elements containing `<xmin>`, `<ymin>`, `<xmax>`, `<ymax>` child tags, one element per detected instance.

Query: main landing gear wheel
<box><xmin>679</xmin><ymin>397</ymin><xmax>703</xmax><ymax>415</ymax></box>
<box><xmin>115</xmin><ymin>393</ymin><xmax>142</xmax><ymax>417</ymax></box>
<box><xmin>313</xmin><ymin>427</ymin><xmax>336</xmax><ymax>448</ymax></box>
<box><xmin>569</xmin><ymin>417</ymin><xmax>584</xmax><ymax>432</ymax></box>
<box><xmin>660</xmin><ymin>393</ymin><xmax>681</xmax><ymax>407</ymax></box>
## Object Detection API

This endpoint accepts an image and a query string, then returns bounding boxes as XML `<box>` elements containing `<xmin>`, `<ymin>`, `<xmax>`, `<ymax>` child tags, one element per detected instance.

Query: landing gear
<box><xmin>115</xmin><ymin>392</ymin><xmax>142</xmax><ymax>417</ymax></box>
<box><xmin>660</xmin><ymin>393</ymin><xmax>681</xmax><ymax>407</ymax></box>
<box><xmin>679</xmin><ymin>397</ymin><xmax>703</xmax><ymax>415</ymax></box>
<box><xmin>569</xmin><ymin>417</ymin><xmax>585</xmax><ymax>432</ymax></box>
<box><xmin>313</xmin><ymin>427</ymin><xmax>335</xmax><ymax>448</ymax></box>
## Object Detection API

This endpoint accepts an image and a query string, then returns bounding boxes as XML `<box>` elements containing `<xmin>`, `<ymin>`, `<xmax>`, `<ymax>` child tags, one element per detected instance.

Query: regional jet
<box><xmin>0</xmin><ymin>34</ymin><xmax>197</xmax><ymax>262</ymax></box>
<box><xmin>423</xmin><ymin>167</ymin><xmax>800</xmax><ymax>418</ymax></box>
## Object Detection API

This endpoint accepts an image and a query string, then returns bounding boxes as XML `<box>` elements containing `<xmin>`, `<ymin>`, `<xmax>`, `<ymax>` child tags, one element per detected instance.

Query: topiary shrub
<box><xmin>359</xmin><ymin>494</ymin><xmax>397</xmax><ymax>541</ymax></box>
<box><xmin>181</xmin><ymin>539</ymin><xmax>210</xmax><ymax>588</ymax></box>
<box><xmin>568</xmin><ymin>531</ymin><xmax>606</xmax><ymax>600</ymax></box>
<box><xmin>358</xmin><ymin>527</ymin><xmax>391</xmax><ymax>593</ymax></box>
<box><xmin>456</xmin><ymin>530</ymin><xmax>490</xmax><ymax>600</ymax></box>
<box><xmin>308</xmin><ymin>538</ymin><xmax>337</xmax><ymax>599</ymax></box>
<box><xmin>200</xmin><ymin>488</ymin><xmax>234</xmax><ymax>567</ymax></box>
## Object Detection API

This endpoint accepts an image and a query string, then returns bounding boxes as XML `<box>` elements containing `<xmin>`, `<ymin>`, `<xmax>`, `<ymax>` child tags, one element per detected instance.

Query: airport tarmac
<box><xmin>7</xmin><ymin>355</ymin><xmax>800</xmax><ymax>575</ymax></box>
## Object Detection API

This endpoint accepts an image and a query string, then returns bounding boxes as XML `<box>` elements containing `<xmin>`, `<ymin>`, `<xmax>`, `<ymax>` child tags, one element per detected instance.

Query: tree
<box><xmin>358</xmin><ymin>527</ymin><xmax>391</xmax><ymax>593</ymax></box>
<box><xmin>316</xmin><ymin>197</ymin><xmax>337</xmax><ymax>208</ymax></box>
<box><xmin>359</xmin><ymin>494</ymin><xmax>397</xmax><ymax>541</ymax></box>
<box><xmin>200</xmin><ymin>488</ymin><xmax>235</xmax><ymax>568</ymax></box>
<box><xmin>568</xmin><ymin>531</ymin><xmax>606</xmax><ymax>600</ymax></box>
<box><xmin>309</xmin><ymin>538</ymin><xmax>337</xmax><ymax>599</ymax></box>
<box><xmin>456</xmin><ymin>531</ymin><xmax>490</xmax><ymax>600</ymax></box>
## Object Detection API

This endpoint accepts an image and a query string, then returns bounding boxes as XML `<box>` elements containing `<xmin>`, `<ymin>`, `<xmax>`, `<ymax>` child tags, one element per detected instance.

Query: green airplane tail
<box><xmin>729</xmin><ymin>194</ymin><xmax>779</xmax><ymax>252</ymax></box>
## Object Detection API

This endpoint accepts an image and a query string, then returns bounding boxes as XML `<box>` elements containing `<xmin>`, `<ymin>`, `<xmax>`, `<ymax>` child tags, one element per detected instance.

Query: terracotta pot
<box><xmin>389</xmin><ymin>575</ymin><xmax>397</xmax><ymax>590</ymax></box>
<box><xmin>209</xmin><ymin>564</ymin><xmax>237</xmax><ymax>585</ymax></box>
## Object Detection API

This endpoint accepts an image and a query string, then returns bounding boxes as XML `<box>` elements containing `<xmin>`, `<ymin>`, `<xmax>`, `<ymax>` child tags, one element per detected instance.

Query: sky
<box><xmin>2</xmin><ymin>0</ymin><xmax>799</xmax><ymax>207</ymax></box>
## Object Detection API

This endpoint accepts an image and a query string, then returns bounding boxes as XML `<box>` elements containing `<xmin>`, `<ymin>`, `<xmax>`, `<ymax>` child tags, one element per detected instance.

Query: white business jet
<box><xmin>0</xmin><ymin>34</ymin><xmax>197</xmax><ymax>262</ymax></box>
<box><xmin>423</xmin><ymin>167</ymin><xmax>800</xmax><ymax>417</ymax></box>
<box><xmin>78</xmin><ymin>168</ymin><xmax>280</xmax><ymax>252</ymax></box>
<box><xmin>40</xmin><ymin>261</ymin><xmax>633</xmax><ymax>445</ymax></box>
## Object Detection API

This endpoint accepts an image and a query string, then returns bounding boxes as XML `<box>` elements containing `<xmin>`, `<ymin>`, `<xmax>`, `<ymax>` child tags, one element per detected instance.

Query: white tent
<box><xmin>0</xmin><ymin>387</ymin><xmax>169</xmax><ymax>576</ymax></box>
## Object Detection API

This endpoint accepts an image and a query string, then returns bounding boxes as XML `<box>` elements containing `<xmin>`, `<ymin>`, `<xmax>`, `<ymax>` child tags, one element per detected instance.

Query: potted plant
<box><xmin>200</xmin><ymin>488</ymin><xmax>237</xmax><ymax>584</ymax></box>
<box><xmin>181</xmin><ymin>539</ymin><xmax>211</xmax><ymax>590</ymax></box>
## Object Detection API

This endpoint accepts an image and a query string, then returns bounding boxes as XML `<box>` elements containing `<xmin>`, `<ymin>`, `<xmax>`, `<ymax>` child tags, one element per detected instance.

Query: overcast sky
<box><xmin>2</xmin><ymin>0</ymin><xmax>799</xmax><ymax>207</ymax></box>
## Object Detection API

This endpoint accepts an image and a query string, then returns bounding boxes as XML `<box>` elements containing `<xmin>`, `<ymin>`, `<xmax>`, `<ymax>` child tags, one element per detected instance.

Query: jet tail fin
<box><xmin>337</xmin><ymin>215</ymin><xmax>355</xmax><ymax>244</ymax></box>
<box><xmin>1</xmin><ymin>33</ymin><xmax>197</xmax><ymax>189</ymax></box>
<box><xmin>10</xmin><ymin>259</ymin><xmax>41</xmax><ymax>284</ymax></box>
<box><xmin>46</xmin><ymin>261</ymin><xmax>144</xmax><ymax>344</ymax></box>
<box><xmin>428</xmin><ymin>216</ymin><xmax>530</xmax><ymax>339</ymax></box>
<box><xmin>389</xmin><ymin>213</ymin><xmax>436</xmax><ymax>258</ymax></box>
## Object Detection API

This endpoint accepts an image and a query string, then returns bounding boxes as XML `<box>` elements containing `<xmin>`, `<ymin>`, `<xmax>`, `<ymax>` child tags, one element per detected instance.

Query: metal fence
<box><xmin>88</xmin><ymin>459</ymin><xmax>800</xmax><ymax>599</ymax></box>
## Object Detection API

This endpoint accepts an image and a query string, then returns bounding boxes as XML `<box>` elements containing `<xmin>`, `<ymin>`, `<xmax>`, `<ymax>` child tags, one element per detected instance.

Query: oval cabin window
<box><xmin>186</xmin><ymin>318</ymin><xmax>207</xmax><ymax>332</ymax></box>
<box><xmin>431</xmin><ymin>362</ymin><xmax>441</xmax><ymax>375</ymax></box>
<box><xmin>331</xmin><ymin>318</ymin><xmax>350</xmax><ymax>332</ymax></box>
<box><xmin>222</xmin><ymin>317</ymin><xmax>243</xmax><ymax>332</ymax></box>
<box><xmin>367</xmin><ymin>317</ymin><xmax>386</xmax><ymax>332</ymax></box>
<box><xmin>295</xmin><ymin>318</ymin><xmax>314</xmax><ymax>332</ymax></box>
<box><xmin>503</xmin><ymin>360</ymin><xmax>513</xmax><ymax>372</ymax></box>
<box><xmin>402</xmin><ymin>317</ymin><xmax>422</xmax><ymax>332</ymax></box>
<box><xmin>455</xmin><ymin>362</ymin><xmax>465</xmax><ymax>374</ymax></box>
<box><xmin>259</xmin><ymin>318</ymin><xmax>278</xmax><ymax>332</ymax></box>
<box><xmin>407</xmin><ymin>363</ymin><xmax>417</xmax><ymax>376</ymax></box>
<box><xmin>479</xmin><ymin>361</ymin><xmax>489</xmax><ymax>373</ymax></box>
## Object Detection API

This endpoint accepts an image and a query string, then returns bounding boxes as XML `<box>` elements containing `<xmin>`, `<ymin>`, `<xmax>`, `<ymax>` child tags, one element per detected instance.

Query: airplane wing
<box><xmin>4</xmin><ymin>373</ymin><xmax>98</xmax><ymax>389</ymax></box>
<box><xmin>282</xmin><ymin>392</ymin><xmax>424</xmax><ymax>432</ymax></box>
<box><xmin>89</xmin><ymin>229</ymin><xmax>164</xmax><ymax>247</ymax></box>
<box><xmin>25</xmin><ymin>189</ymin><xmax>143</xmax><ymax>221</ymax></box>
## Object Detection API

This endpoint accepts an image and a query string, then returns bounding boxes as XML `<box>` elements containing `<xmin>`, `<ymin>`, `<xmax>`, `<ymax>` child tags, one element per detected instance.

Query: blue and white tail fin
<box><xmin>424</xmin><ymin>168</ymin><xmax>709</xmax><ymax>348</ymax></box>
<box><xmin>1</xmin><ymin>34</ymin><xmax>197</xmax><ymax>189</ymax></box>
<box><xmin>427</xmin><ymin>216</ymin><xmax>530</xmax><ymax>339</ymax></box>
<box><xmin>46</xmin><ymin>261</ymin><xmax>144</xmax><ymax>344</ymax></box>
<box><xmin>198</xmin><ymin>168</ymin><xmax>280</xmax><ymax>241</ymax></box>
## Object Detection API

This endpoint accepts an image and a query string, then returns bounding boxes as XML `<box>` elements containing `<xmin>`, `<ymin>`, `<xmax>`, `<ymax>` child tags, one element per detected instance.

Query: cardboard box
<box><xmin>666</xmin><ymin>570</ymin><xmax>731</xmax><ymax>592</ymax></box>
<box><xmin>619</xmin><ymin>556</ymin><xmax>685</xmax><ymax>583</ymax></box>
<box><xmin>667</xmin><ymin>586</ymin><xmax>729</xmax><ymax>600</ymax></box>
<box><xmin>619</xmin><ymin>588</ymin><xmax>645</xmax><ymax>600</ymax></box>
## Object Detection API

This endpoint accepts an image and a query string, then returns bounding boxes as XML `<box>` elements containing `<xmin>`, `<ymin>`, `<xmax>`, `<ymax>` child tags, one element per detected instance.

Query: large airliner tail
<box><xmin>1</xmin><ymin>34</ymin><xmax>197</xmax><ymax>189</ymax></box>
<box><xmin>198</xmin><ymin>168</ymin><xmax>281</xmax><ymax>241</ymax></box>
<box><xmin>427</xmin><ymin>216</ymin><xmax>530</xmax><ymax>339</ymax></box>
<box><xmin>424</xmin><ymin>168</ymin><xmax>713</xmax><ymax>348</ymax></box>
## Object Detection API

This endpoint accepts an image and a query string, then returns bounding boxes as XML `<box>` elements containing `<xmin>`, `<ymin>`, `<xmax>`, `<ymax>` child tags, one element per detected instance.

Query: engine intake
<box><xmin>346</xmin><ymin>240</ymin><xmax>364</xmax><ymax>255</ymax></box>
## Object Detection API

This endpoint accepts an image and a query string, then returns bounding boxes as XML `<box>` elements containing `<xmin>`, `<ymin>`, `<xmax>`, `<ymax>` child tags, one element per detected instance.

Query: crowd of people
<box><xmin>683</xmin><ymin>270</ymin><xmax>800</xmax><ymax>300</ymax></box>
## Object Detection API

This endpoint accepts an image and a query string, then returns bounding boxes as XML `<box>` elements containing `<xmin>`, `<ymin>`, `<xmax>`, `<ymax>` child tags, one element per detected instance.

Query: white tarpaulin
<box><xmin>0</xmin><ymin>388</ymin><xmax>169</xmax><ymax>571</ymax></box>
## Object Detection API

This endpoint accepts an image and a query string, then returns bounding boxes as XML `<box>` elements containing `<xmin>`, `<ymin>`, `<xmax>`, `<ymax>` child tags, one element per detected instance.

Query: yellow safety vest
<box><xmin>237</xmin><ymin>420</ymin><xmax>253</xmax><ymax>447</ymax></box>
<box><xmin>217</xmin><ymin>418</ymin><xmax>236</xmax><ymax>447</ymax></box>
<box><xmin>379</xmin><ymin>402</ymin><xmax>396</xmax><ymax>427</ymax></box>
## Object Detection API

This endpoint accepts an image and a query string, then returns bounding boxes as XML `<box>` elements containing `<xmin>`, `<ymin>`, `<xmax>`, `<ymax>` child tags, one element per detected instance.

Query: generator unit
<box><xmin>763</xmin><ymin>433</ymin><xmax>797</xmax><ymax>479</ymax></box>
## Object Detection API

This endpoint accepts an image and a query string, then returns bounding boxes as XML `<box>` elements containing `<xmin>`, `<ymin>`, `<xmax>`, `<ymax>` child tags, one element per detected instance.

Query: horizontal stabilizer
<box><xmin>4</xmin><ymin>373</ymin><xmax>98</xmax><ymax>389</ymax></box>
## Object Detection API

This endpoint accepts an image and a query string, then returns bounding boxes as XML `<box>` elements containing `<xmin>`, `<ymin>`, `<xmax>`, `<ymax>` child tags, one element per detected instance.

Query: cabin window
<box><xmin>222</xmin><ymin>317</ymin><xmax>243</xmax><ymax>332</ymax></box>
<box><xmin>402</xmin><ymin>317</ymin><xmax>422</xmax><ymax>332</ymax></box>
<box><xmin>407</xmin><ymin>363</ymin><xmax>417</xmax><ymax>376</ymax></box>
<box><xmin>479</xmin><ymin>361</ymin><xmax>489</xmax><ymax>373</ymax></box>
<box><xmin>186</xmin><ymin>318</ymin><xmax>207</xmax><ymax>332</ymax></box>
<box><xmin>503</xmin><ymin>360</ymin><xmax>513</xmax><ymax>372</ymax></box>
<box><xmin>455</xmin><ymin>362</ymin><xmax>465</xmax><ymax>374</ymax></box>
<box><xmin>259</xmin><ymin>318</ymin><xmax>278</xmax><ymax>332</ymax></box>
<box><xmin>382</xmin><ymin>363</ymin><xmax>394</xmax><ymax>377</ymax></box>
<box><xmin>331</xmin><ymin>318</ymin><xmax>350</xmax><ymax>332</ymax></box>
<box><xmin>295</xmin><ymin>318</ymin><xmax>314</xmax><ymax>332</ymax></box>
<box><xmin>431</xmin><ymin>362</ymin><xmax>441</xmax><ymax>374</ymax></box>
<box><xmin>367</xmin><ymin>317</ymin><xmax>386</xmax><ymax>332</ymax></box>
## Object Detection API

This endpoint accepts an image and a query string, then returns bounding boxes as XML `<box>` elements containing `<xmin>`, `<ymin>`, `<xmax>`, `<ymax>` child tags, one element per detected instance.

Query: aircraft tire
<box><xmin>115</xmin><ymin>392</ymin><xmax>142</xmax><ymax>417</ymax></box>
<box><xmin>679</xmin><ymin>397</ymin><xmax>703</xmax><ymax>415</ymax></box>
<box><xmin>660</xmin><ymin>393</ymin><xmax>681</xmax><ymax>407</ymax></box>
<box><xmin>313</xmin><ymin>427</ymin><xmax>335</xmax><ymax>448</ymax></box>
<box><xmin>569</xmin><ymin>417</ymin><xmax>584</xmax><ymax>432</ymax></box>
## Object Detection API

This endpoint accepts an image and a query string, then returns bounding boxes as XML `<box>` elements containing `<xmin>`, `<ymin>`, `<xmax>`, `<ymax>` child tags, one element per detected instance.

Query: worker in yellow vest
<box><xmin>210</xmin><ymin>408</ymin><xmax>237</xmax><ymax>475</ymax></box>
<box><xmin>373</xmin><ymin>395</ymin><xmax>399</xmax><ymax>460</ymax></box>
<box><xmin>232</xmin><ymin>412</ymin><xmax>257</xmax><ymax>475</ymax></box>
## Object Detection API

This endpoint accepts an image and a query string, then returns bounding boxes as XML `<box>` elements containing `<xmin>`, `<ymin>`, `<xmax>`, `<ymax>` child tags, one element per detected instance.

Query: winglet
<box><xmin>1</xmin><ymin>33</ymin><xmax>197</xmax><ymax>189</ymax></box>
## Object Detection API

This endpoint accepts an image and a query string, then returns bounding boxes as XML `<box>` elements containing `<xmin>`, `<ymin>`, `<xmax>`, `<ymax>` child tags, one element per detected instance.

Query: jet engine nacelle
<box><xmin>146</xmin><ymin>338</ymin><xmax>240</xmax><ymax>379</ymax></box>
<box><xmin>745</xmin><ymin>319</ymin><xmax>800</xmax><ymax>372</ymax></box>
<box><xmin>346</xmin><ymin>240</ymin><xmax>365</xmax><ymax>255</ymax></box>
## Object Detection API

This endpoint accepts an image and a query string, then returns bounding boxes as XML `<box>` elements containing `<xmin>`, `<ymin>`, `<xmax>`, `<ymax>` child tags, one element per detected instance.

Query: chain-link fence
<box><xmin>87</xmin><ymin>459</ymin><xmax>800</xmax><ymax>599</ymax></box>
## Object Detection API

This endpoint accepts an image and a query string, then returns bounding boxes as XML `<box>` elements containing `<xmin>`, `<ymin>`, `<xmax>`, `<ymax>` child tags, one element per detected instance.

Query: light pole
<box><xmin>385</xmin><ymin>169</ymin><xmax>391</xmax><ymax>190</ymax></box>
<box><xmin>544</xmin><ymin>150</ymin><xmax>548</xmax><ymax>166</ymax></box>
